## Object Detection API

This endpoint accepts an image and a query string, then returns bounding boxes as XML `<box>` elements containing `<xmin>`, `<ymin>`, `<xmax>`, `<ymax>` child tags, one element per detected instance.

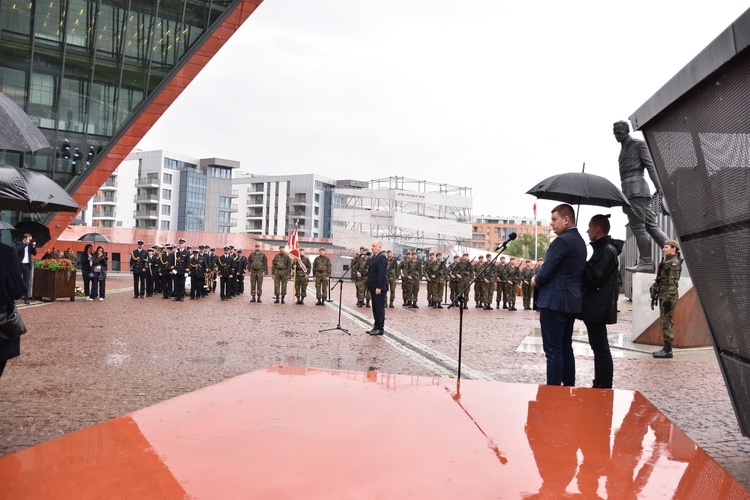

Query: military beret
<box><xmin>665</xmin><ymin>239</ymin><xmax>680</xmax><ymax>251</ymax></box>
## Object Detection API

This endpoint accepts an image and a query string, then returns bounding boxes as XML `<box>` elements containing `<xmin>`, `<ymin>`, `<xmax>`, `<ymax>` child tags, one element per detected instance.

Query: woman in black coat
<box><xmin>80</xmin><ymin>244</ymin><xmax>94</xmax><ymax>297</ymax></box>
<box><xmin>0</xmin><ymin>242</ymin><xmax>28</xmax><ymax>379</ymax></box>
<box><xmin>89</xmin><ymin>246</ymin><xmax>108</xmax><ymax>300</ymax></box>
<box><xmin>580</xmin><ymin>215</ymin><xmax>623</xmax><ymax>389</ymax></box>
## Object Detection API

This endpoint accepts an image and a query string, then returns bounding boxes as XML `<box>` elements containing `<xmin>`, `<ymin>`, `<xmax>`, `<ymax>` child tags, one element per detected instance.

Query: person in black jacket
<box><xmin>15</xmin><ymin>233</ymin><xmax>36</xmax><ymax>305</ymax></box>
<box><xmin>80</xmin><ymin>244</ymin><xmax>94</xmax><ymax>297</ymax></box>
<box><xmin>366</xmin><ymin>240</ymin><xmax>389</xmax><ymax>335</ymax></box>
<box><xmin>579</xmin><ymin>215</ymin><xmax>623</xmax><ymax>389</ymax></box>
<box><xmin>1</xmin><ymin>243</ymin><xmax>28</xmax><ymax>378</ymax></box>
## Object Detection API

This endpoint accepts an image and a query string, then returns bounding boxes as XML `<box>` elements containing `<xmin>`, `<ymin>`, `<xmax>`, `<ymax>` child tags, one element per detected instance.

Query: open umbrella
<box><xmin>526</xmin><ymin>172</ymin><xmax>630</xmax><ymax>208</ymax></box>
<box><xmin>0</xmin><ymin>164</ymin><xmax>79</xmax><ymax>213</ymax></box>
<box><xmin>0</xmin><ymin>92</ymin><xmax>51</xmax><ymax>153</ymax></box>
<box><xmin>12</xmin><ymin>220</ymin><xmax>51</xmax><ymax>246</ymax></box>
<box><xmin>0</xmin><ymin>221</ymin><xmax>14</xmax><ymax>230</ymax></box>
<box><xmin>78</xmin><ymin>232</ymin><xmax>111</xmax><ymax>243</ymax></box>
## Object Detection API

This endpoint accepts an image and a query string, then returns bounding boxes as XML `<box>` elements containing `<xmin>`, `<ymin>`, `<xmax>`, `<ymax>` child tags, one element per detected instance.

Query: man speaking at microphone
<box><xmin>366</xmin><ymin>240</ymin><xmax>388</xmax><ymax>335</ymax></box>
<box><xmin>531</xmin><ymin>204</ymin><xmax>586</xmax><ymax>386</ymax></box>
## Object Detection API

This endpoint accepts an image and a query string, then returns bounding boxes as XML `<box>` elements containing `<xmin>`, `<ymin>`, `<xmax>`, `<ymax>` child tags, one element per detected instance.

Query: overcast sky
<box><xmin>136</xmin><ymin>0</ymin><xmax>750</xmax><ymax>239</ymax></box>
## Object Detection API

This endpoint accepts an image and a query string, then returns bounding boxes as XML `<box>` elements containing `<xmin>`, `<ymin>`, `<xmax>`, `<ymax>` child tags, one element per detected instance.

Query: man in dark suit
<box><xmin>366</xmin><ymin>240</ymin><xmax>389</xmax><ymax>335</ymax></box>
<box><xmin>15</xmin><ymin>233</ymin><xmax>36</xmax><ymax>305</ymax></box>
<box><xmin>531</xmin><ymin>204</ymin><xmax>586</xmax><ymax>386</ymax></box>
<box><xmin>1</xmin><ymin>242</ymin><xmax>28</xmax><ymax>378</ymax></box>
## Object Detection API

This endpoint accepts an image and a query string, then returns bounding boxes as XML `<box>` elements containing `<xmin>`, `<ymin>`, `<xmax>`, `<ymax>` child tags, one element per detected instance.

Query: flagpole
<box><xmin>534</xmin><ymin>202</ymin><xmax>538</xmax><ymax>262</ymax></box>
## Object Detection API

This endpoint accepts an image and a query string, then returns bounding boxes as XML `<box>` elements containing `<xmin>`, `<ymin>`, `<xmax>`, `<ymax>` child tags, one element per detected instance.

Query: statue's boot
<box><xmin>625</xmin><ymin>258</ymin><xmax>655</xmax><ymax>273</ymax></box>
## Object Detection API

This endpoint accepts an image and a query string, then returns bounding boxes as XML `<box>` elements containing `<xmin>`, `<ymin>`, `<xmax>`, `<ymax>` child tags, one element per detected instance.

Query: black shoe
<box><xmin>484</xmin><ymin>305</ymin><xmax>493</xmax><ymax>310</ymax></box>
<box><xmin>24</xmin><ymin>299</ymin><xmax>30</xmax><ymax>305</ymax></box>
<box><xmin>389</xmin><ymin>303</ymin><xmax>394</xmax><ymax>308</ymax></box>
<box><xmin>653</xmin><ymin>342</ymin><xmax>673</xmax><ymax>359</ymax></box>
<box><xmin>281</xmin><ymin>296</ymin><xmax>285</xmax><ymax>304</ymax></box>
<box><xmin>412</xmin><ymin>302</ymin><xmax>419</xmax><ymax>308</ymax></box>
<box><xmin>251</xmin><ymin>296</ymin><xmax>256</xmax><ymax>302</ymax></box>
<box><xmin>475</xmin><ymin>303</ymin><xmax>482</xmax><ymax>308</ymax></box>
<box><xmin>510</xmin><ymin>306</ymin><xmax>517</xmax><ymax>311</ymax></box>
<box><xmin>274</xmin><ymin>296</ymin><xmax>279</xmax><ymax>303</ymax></box>
<box><xmin>437</xmin><ymin>304</ymin><xmax>443</xmax><ymax>309</ymax></box>
<box><xmin>503</xmin><ymin>304</ymin><xmax>508</xmax><ymax>309</ymax></box>
<box><xmin>365</xmin><ymin>301</ymin><xmax>370</xmax><ymax>308</ymax></box>
<box><xmin>134</xmin><ymin>295</ymin><xmax>139</xmax><ymax>299</ymax></box>
<box><xmin>367</xmin><ymin>329</ymin><xmax>384</xmax><ymax>336</ymax></box>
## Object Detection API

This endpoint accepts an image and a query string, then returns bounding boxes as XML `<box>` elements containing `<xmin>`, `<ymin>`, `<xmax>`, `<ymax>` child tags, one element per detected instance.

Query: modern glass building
<box><xmin>0</xmin><ymin>0</ymin><xmax>263</xmax><ymax>245</ymax></box>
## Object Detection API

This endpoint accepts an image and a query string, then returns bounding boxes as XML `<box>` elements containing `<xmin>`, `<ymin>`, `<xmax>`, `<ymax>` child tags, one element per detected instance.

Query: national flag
<box><xmin>285</xmin><ymin>223</ymin><xmax>306</xmax><ymax>273</ymax></box>
<box><xmin>533</xmin><ymin>202</ymin><xmax>537</xmax><ymax>220</ymax></box>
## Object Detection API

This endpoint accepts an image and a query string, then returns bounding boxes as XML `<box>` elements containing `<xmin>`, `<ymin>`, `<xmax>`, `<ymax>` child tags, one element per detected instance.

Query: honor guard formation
<box><xmin>128</xmin><ymin>240</ymin><xmax>541</xmax><ymax>309</ymax></box>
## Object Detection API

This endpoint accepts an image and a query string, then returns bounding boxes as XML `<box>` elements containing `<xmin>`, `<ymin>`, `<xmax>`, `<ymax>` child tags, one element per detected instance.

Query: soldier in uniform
<box><xmin>481</xmin><ymin>253</ymin><xmax>496</xmax><ymax>310</ymax></box>
<box><xmin>424</xmin><ymin>253</ymin><xmax>438</xmax><ymax>308</ymax></box>
<box><xmin>352</xmin><ymin>248</ymin><xmax>370</xmax><ymax>307</ymax></box>
<box><xmin>531</xmin><ymin>257</ymin><xmax>544</xmax><ymax>311</ymax></box>
<box><xmin>188</xmin><ymin>249</ymin><xmax>206</xmax><ymax>300</ymax></box>
<box><xmin>172</xmin><ymin>238</ymin><xmax>189</xmax><ymax>301</ymax></box>
<box><xmin>409</xmin><ymin>251</ymin><xmax>423</xmax><ymax>308</ymax></box>
<box><xmin>386</xmin><ymin>250</ymin><xmax>399</xmax><ymax>308</ymax></box>
<box><xmin>208</xmin><ymin>247</ymin><xmax>219</xmax><ymax>293</ymax></box>
<box><xmin>236</xmin><ymin>249</ymin><xmax>247</xmax><ymax>295</ymax></box>
<box><xmin>455</xmin><ymin>253</ymin><xmax>473</xmax><ymax>309</ymax></box>
<box><xmin>521</xmin><ymin>259</ymin><xmax>534</xmax><ymax>310</ymax></box>
<box><xmin>248</xmin><ymin>243</ymin><xmax>268</xmax><ymax>302</ymax></box>
<box><xmin>272</xmin><ymin>245</ymin><xmax>292</xmax><ymax>303</ymax></box>
<box><xmin>144</xmin><ymin>247</ymin><xmax>155</xmax><ymax>297</ymax></box>
<box><xmin>432</xmin><ymin>253</ymin><xmax>447</xmax><ymax>309</ymax></box>
<box><xmin>399</xmin><ymin>252</ymin><xmax>412</xmax><ymax>306</ymax></box>
<box><xmin>293</xmin><ymin>248</ymin><xmax>312</xmax><ymax>304</ymax></box>
<box><xmin>473</xmin><ymin>255</ymin><xmax>486</xmax><ymax>308</ymax></box>
<box><xmin>129</xmin><ymin>240</ymin><xmax>148</xmax><ymax>298</ymax></box>
<box><xmin>448</xmin><ymin>255</ymin><xmax>460</xmax><ymax>302</ymax></box>
<box><xmin>505</xmin><ymin>257</ymin><xmax>519</xmax><ymax>311</ymax></box>
<box><xmin>229</xmin><ymin>246</ymin><xmax>239</xmax><ymax>298</ymax></box>
<box><xmin>313</xmin><ymin>248</ymin><xmax>331</xmax><ymax>305</ymax></box>
<box><xmin>496</xmin><ymin>256</ymin><xmax>508</xmax><ymax>309</ymax></box>
<box><xmin>159</xmin><ymin>244</ymin><xmax>176</xmax><ymax>299</ymax></box>
<box><xmin>150</xmin><ymin>245</ymin><xmax>162</xmax><ymax>295</ymax></box>
<box><xmin>653</xmin><ymin>240</ymin><xmax>681</xmax><ymax>359</ymax></box>
<box><xmin>217</xmin><ymin>246</ymin><xmax>236</xmax><ymax>301</ymax></box>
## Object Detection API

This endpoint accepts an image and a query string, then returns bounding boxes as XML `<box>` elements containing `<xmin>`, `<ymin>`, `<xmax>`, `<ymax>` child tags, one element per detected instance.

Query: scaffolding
<box><xmin>332</xmin><ymin>176</ymin><xmax>472</xmax><ymax>254</ymax></box>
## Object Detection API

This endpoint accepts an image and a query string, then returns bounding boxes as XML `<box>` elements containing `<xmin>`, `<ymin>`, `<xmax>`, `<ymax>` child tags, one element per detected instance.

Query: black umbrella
<box><xmin>78</xmin><ymin>232</ymin><xmax>111</xmax><ymax>243</ymax></box>
<box><xmin>0</xmin><ymin>164</ymin><xmax>79</xmax><ymax>213</ymax></box>
<box><xmin>12</xmin><ymin>220</ymin><xmax>51</xmax><ymax>247</ymax></box>
<box><xmin>526</xmin><ymin>172</ymin><xmax>630</xmax><ymax>208</ymax></box>
<box><xmin>0</xmin><ymin>92</ymin><xmax>51</xmax><ymax>153</ymax></box>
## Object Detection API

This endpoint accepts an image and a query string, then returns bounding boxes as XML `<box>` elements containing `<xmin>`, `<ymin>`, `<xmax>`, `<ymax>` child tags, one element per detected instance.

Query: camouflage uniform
<box><xmin>386</xmin><ymin>256</ymin><xmax>399</xmax><ymax>307</ymax></box>
<box><xmin>496</xmin><ymin>261</ymin><xmax>508</xmax><ymax>307</ymax></box>
<box><xmin>505</xmin><ymin>263</ymin><xmax>519</xmax><ymax>310</ymax></box>
<box><xmin>472</xmin><ymin>260</ymin><xmax>486</xmax><ymax>307</ymax></box>
<box><xmin>293</xmin><ymin>254</ymin><xmax>312</xmax><ymax>304</ymax></box>
<box><xmin>352</xmin><ymin>254</ymin><xmax>370</xmax><ymax>306</ymax></box>
<box><xmin>521</xmin><ymin>266</ymin><xmax>534</xmax><ymax>310</ymax></box>
<box><xmin>432</xmin><ymin>258</ymin><xmax>448</xmax><ymax>308</ymax></box>
<box><xmin>658</xmin><ymin>255</ymin><xmax>681</xmax><ymax>344</ymax></box>
<box><xmin>448</xmin><ymin>259</ymin><xmax>460</xmax><ymax>302</ymax></box>
<box><xmin>455</xmin><ymin>258</ymin><xmax>474</xmax><ymax>309</ymax></box>
<box><xmin>399</xmin><ymin>258</ymin><xmax>414</xmax><ymax>306</ymax></box>
<box><xmin>408</xmin><ymin>259</ymin><xmax>422</xmax><ymax>307</ymax></box>
<box><xmin>313</xmin><ymin>254</ymin><xmax>331</xmax><ymax>304</ymax></box>
<box><xmin>424</xmin><ymin>258</ymin><xmax>441</xmax><ymax>307</ymax></box>
<box><xmin>272</xmin><ymin>251</ymin><xmax>292</xmax><ymax>303</ymax></box>
<box><xmin>481</xmin><ymin>259</ymin><xmax>497</xmax><ymax>310</ymax></box>
<box><xmin>248</xmin><ymin>249</ymin><xmax>268</xmax><ymax>301</ymax></box>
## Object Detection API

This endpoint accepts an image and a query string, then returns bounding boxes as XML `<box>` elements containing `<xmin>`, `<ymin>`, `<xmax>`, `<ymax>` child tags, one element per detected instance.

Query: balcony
<box><xmin>227</xmin><ymin>203</ymin><xmax>238</xmax><ymax>212</ymax></box>
<box><xmin>100</xmin><ymin>178</ymin><xmax>118</xmax><ymax>190</ymax></box>
<box><xmin>134</xmin><ymin>176</ymin><xmax>160</xmax><ymax>188</ymax></box>
<box><xmin>134</xmin><ymin>210</ymin><xmax>158</xmax><ymax>219</ymax></box>
<box><xmin>246</xmin><ymin>197</ymin><xmax>264</xmax><ymax>207</ymax></box>
<box><xmin>229</xmin><ymin>190</ymin><xmax>239</xmax><ymax>198</ymax></box>
<box><xmin>92</xmin><ymin>210</ymin><xmax>116</xmax><ymax>219</ymax></box>
<box><xmin>246</xmin><ymin>184</ymin><xmax>264</xmax><ymax>195</ymax></box>
<box><xmin>245</xmin><ymin>211</ymin><xmax>263</xmax><ymax>219</ymax></box>
<box><xmin>134</xmin><ymin>194</ymin><xmax>159</xmax><ymax>204</ymax></box>
<box><xmin>93</xmin><ymin>195</ymin><xmax>117</xmax><ymax>204</ymax></box>
<box><xmin>289</xmin><ymin>195</ymin><xmax>307</xmax><ymax>206</ymax></box>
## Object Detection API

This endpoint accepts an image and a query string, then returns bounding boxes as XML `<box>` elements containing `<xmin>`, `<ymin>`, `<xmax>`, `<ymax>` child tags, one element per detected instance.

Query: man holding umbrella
<box><xmin>531</xmin><ymin>204</ymin><xmax>586</xmax><ymax>386</ymax></box>
<box><xmin>15</xmin><ymin>233</ymin><xmax>36</xmax><ymax>305</ymax></box>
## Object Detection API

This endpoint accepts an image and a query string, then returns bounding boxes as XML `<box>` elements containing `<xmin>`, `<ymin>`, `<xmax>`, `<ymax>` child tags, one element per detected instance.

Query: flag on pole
<box><xmin>533</xmin><ymin>202</ymin><xmax>537</xmax><ymax>221</ymax></box>
<box><xmin>285</xmin><ymin>223</ymin><xmax>306</xmax><ymax>273</ymax></box>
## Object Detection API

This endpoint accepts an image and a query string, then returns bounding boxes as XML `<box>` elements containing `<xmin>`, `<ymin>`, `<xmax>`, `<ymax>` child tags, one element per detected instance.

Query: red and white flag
<box><xmin>533</xmin><ymin>202</ymin><xmax>537</xmax><ymax>221</ymax></box>
<box><xmin>285</xmin><ymin>224</ymin><xmax>306</xmax><ymax>272</ymax></box>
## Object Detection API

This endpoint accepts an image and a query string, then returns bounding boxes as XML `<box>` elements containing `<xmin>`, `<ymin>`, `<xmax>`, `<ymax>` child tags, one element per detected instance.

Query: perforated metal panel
<box><xmin>638</xmin><ymin>45</ymin><xmax>750</xmax><ymax>436</ymax></box>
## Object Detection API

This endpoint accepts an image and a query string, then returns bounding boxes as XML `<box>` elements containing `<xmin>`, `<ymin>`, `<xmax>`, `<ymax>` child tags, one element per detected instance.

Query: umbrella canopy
<box><xmin>526</xmin><ymin>172</ymin><xmax>630</xmax><ymax>208</ymax></box>
<box><xmin>0</xmin><ymin>92</ymin><xmax>51</xmax><ymax>153</ymax></box>
<box><xmin>78</xmin><ymin>232</ymin><xmax>111</xmax><ymax>243</ymax></box>
<box><xmin>0</xmin><ymin>164</ymin><xmax>79</xmax><ymax>213</ymax></box>
<box><xmin>12</xmin><ymin>220</ymin><xmax>51</xmax><ymax>246</ymax></box>
<box><xmin>0</xmin><ymin>220</ymin><xmax>14</xmax><ymax>230</ymax></box>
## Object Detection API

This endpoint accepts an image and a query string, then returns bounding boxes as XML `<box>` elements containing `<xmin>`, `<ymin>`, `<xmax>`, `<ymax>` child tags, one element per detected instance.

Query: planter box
<box><xmin>32</xmin><ymin>269</ymin><xmax>76</xmax><ymax>301</ymax></box>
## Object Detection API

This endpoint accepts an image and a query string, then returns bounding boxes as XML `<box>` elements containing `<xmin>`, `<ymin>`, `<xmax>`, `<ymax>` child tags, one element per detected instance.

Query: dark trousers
<box><xmin>162</xmin><ymin>274</ymin><xmax>173</xmax><ymax>298</ymax></box>
<box><xmin>584</xmin><ymin>321</ymin><xmax>613</xmax><ymax>388</ymax></box>
<box><xmin>82</xmin><ymin>270</ymin><xmax>92</xmax><ymax>297</ymax></box>
<box><xmin>190</xmin><ymin>275</ymin><xmax>205</xmax><ymax>299</ymax></box>
<box><xmin>370</xmin><ymin>289</ymin><xmax>386</xmax><ymax>330</ymax></box>
<box><xmin>20</xmin><ymin>263</ymin><xmax>32</xmax><ymax>300</ymax></box>
<box><xmin>90</xmin><ymin>273</ymin><xmax>105</xmax><ymax>299</ymax></box>
<box><xmin>220</xmin><ymin>276</ymin><xmax>231</xmax><ymax>299</ymax></box>
<box><xmin>133</xmin><ymin>272</ymin><xmax>146</xmax><ymax>297</ymax></box>
<box><xmin>174</xmin><ymin>274</ymin><xmax>185</xmax><ymax>299</ymax></box>
<box><xmin>145</xmin><ymin>274</ymin><xmax>153</xmax><ymax>296</ymax></box>
<box><xmin>540</xmin><ymin>308</ymin><xmax>576</xmax><ymax>386</ymax></box>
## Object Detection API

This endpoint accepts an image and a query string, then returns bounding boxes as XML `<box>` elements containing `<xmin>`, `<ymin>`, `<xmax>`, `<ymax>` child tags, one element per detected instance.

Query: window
<box><xmin>163</xmin><ymin>172</ymin><xmax>172</xmax><ymax>184</ymax></box>
<box><xmin>314</xmin><ymin>193</ymin><xmax>320</xmax><ymax>203</ymax></box>
<box><xmin>219</xmin><ymin>196</ymin><xmax>231</xmax><ymax>209</ymax></box>
<box><xmin>161</xmin><ymin>205</ymin><xmax>171</xmax><ymax>215</ymax></box>
<box><xmin>314</xmin><ymin>206</ymin><xmax>319</xmax><ymax>216</ymax></box>
<box><xmin>162</xmin><ymin>188</ymin><xmax>171</xmax><ymax>200</ymax></box>
<box><xmin>218</xmin><ymin>211</ymin><xmax>231</xmax><ymax>223</ymax></box>
<box><xmin>210</xmin><ymin>166</ymin><xmax>231</xmax><ymax>179</ymax></box>
<box><xmin>218</xmin><ymin>225</ymin><xmax>230</xmax><ymax>233</ymax></box>
<box><xmin>313</xmin><ymin>220</ymin><xmax>319</xmax><ymax>229</ymax></box>
<box><xmin>160</xmin><ymin>220</ymin><xmax>170</xmax><ymax>230</ymax></box>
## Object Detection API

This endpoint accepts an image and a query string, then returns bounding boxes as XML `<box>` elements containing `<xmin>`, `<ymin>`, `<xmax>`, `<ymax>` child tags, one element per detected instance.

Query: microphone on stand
<box><xmin>495</xmin><ymin>232</ymin><xmax>518</xmax><ymax>252</ymax></box>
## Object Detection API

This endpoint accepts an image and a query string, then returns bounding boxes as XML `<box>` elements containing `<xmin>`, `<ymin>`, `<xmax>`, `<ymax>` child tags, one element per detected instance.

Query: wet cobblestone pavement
<box><xmin>2</xmin><ymin>274</ymin><xmax>749</xmax><ymax>489</ymax></box>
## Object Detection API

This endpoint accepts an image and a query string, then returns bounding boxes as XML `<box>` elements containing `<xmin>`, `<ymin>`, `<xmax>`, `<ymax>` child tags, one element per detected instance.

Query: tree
<box><xmin>506</xmin><ymin>232</ymin><xmax>550</xmax><ymax>261</ymax></box>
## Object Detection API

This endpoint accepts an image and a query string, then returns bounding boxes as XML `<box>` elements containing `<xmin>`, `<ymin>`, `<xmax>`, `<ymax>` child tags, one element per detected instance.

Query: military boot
<box><xmin>412</xmin><ymin>301</ymin><xmax>419</xmax><ymax>308</ymax></box>
<box><xmin>251</xmin><ymin>295</ymin><xmax>256</xmax><ymax>302</ymax></box>
<box><xmin>389</xmin><ymin>300</ymin><xmax>394</xmax><ymax>308</ymax></box>
<box><xmin>626</xmin><ymin>258</ymin><xmax>655</xmax><ymax>273</ymax></box>
<box><xmin>281</xmin><ymin>296</ymin><xmax>285</xmax><ymax>304</ymax></box>
<box><xmin>653</xmin><ymin>342</ymin><xmax>673</xmax><ymax>359</ymax></box>
<box><xmin>484</xmin><ymin>303</ymin><xmax>493</xmax><ymax>310</ymax></box>
<box><xmin>365</xmin><ymin>298</ymin><xmax>370</xmax><ymax>308</ymax></box>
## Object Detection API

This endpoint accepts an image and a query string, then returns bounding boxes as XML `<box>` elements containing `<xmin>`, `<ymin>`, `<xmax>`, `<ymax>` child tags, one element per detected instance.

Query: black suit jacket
<box><xmin>366</xmin><ymin>251</ymin><xmax>388</xmax><ymax>292</ymax></box>
<box><xmin>15</xmin><ymin>241</ymin><xmax>36</xmax><ymax>265</ymax></box>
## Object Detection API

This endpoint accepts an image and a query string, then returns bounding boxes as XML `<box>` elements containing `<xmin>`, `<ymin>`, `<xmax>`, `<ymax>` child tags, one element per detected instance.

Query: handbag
<box><xmin>0</xmin><ymin>306</ymin><xmax>27</xmax><ymax>343</ymax></box>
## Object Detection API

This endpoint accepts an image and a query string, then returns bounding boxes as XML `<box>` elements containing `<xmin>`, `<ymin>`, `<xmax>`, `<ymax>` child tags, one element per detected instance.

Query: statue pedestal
<box><xmin>630</xmin><ymin>272</ymin><xmax>711</xmax><ymax>347</ymax></box>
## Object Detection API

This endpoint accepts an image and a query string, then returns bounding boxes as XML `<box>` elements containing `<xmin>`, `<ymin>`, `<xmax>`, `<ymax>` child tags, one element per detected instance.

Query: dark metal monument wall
<box><xmin>638</xmin><ymin>46</ymin><xmax>750</xmax><ymax>436</ymax></box>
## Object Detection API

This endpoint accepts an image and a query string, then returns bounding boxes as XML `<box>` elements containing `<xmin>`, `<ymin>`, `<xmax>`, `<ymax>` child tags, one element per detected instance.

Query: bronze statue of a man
<box><xmin>613</xmin><ymin>120</ymin><xmax>668</xmax><ymax>273</ymax></box>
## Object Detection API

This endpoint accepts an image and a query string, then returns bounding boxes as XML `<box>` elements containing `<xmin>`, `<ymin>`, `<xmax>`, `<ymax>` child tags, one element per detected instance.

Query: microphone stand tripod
<box><xmin>320</xmin><ymin>254</ymin><xmax>362</xmax><ymax>336</ymax></box>
<box><xmin>447</xmin><ymin>245</ymin><xmax>510</xmax><ymax>379</ymax></box>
